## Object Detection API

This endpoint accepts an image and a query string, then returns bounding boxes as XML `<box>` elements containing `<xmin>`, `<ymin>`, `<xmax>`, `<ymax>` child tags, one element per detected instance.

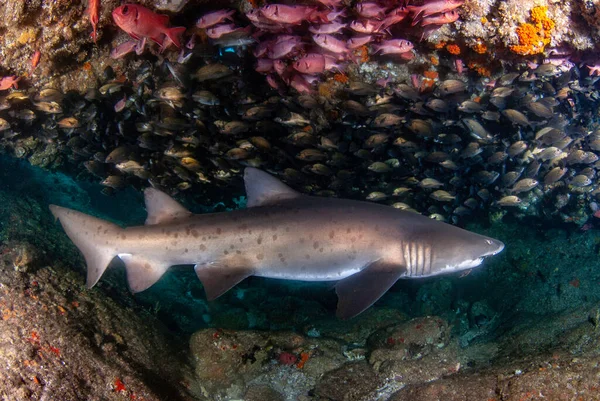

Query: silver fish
<box><xmin>457</xmin><ymin>100</ymin><xmax>482</xmax><ymax>113</ymax></box>
<box><xmin>430</xmin><ymin>190</ymin><xmax>456</xmax><ymax>202</ymax></box>
<box><xmin>543</xmin><ymin>167</ymin><xmax>568</xmax><ymax>185</ymax></box>
<box><xmin>510</xmin><ymin>178</ymin><xmax>538</xmax><ymax>194</ymax></box>
<box><xmin>462</xmin><ymin>118</ymin><xmax>493</xmax><ymax>143</ymax></box>
<box><xmin>502</xmin><ymin>109</ymin><xmax>530</xmax><ymax>127</ymax></box>
<box><xmin>419</xmin><ymin>178</ymin><xmax>444</xmax><ymax>189</ymax></box>
<box><xmin>496</xmin><ymin>196</ymin><xmax>522</xmax><ymax>207</ymax></box>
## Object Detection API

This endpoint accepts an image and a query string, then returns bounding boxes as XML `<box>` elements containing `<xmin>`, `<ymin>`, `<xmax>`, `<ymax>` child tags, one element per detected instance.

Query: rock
<box><xmin>306</xmin><ymin>308</ymin><xmax>407</xmax><ymax>345</ymax></box>
<box><xmin>388</xmin><ymin>372</ymin><xmax>498</xmax><ymax>401</ymax></box>
<box><xmin>152</xmin><ymin>0</ymin><xmax>190</xmax><ymax>12</ymax></box>
<box><xmin>364</xmin><ymin>316</ymin><xmax>461</xmax><ymax>390</ymax></box>
<box><xmin>314</xmin><ymin>361</ymin><xmax>385</xmax><ymax>401</ymax></box>
<box><xmin>189</xmin><ymin>328</ymin><xmax>346</xmax><ymax>399</ymax></box>
<box><xmin>367</xmin><ymin>316</ymin><xmax>449</xmax><ymax>350</ymax></box>
<box><xmin>244</xmin><ymin>385</ymin><xmax>284</xmax><ymax>401</ymax></box>
<box><xmin>0</xmin><ymin>188</ymin><xmax>195</xmax><ymax>401</ymax></box>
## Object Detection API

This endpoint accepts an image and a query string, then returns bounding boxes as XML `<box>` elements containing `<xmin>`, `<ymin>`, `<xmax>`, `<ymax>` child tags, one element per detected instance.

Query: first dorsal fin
<box><xmin>144</xmin><ymin>188</ymin><xmax>191</xmax><ymax>225</ymax></box>
<box><xmin>244</xmin><ymin>168</ymin><xmax>300</xmax><ymax>207</ymax></box>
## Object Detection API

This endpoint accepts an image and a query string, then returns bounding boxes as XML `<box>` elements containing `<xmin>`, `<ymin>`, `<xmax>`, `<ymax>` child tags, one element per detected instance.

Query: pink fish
<box><xmin>308</xmin><ymin>21</ymin><xmax>347</xmax><ymax>34</ymax></box>
<box><xmin>136</xmin><ymin>37</ymin><xmax>147</xmax><ymax>55</ymax></box>
<box><xmin>255</xmin><ymin>58</ymin><xmax>274</xmax><ymax>73</ymax></box>
<box><xmin>114</xmin><ymin>95</ymin><xmax>127</xmax><ymax>112</ymax></box>
<box><xmin>266</xmin><ymin>74</ymin><xmax>284</xmax><ymax>91</ymax></box>
<box><xmin>246</xmin><ymin>9</ymin><xmax>284</xmax><ymax>31</ymax></box>
<box><xmin>206</xmin><ymin>24</ymin><xmax>240</xmax><ymax>39</ymax></box>
<box><xmin>326</xmin><ymin>9</ymin><xmax>346</xmax><ymax>21</ymax></box>
<box><xmin>293</xmin><ymin>54</ymin><xmax>326</xmax><ymax>74</ymax></box>
<box><xmin>88</xmin><ymin>0</ymin><xmax>100</xmax><ymax>43</ymax></box>
<box><xmin>252</xmin><ymin>20</ymin><xmax>286</xmax><ymax>32</ymax></box>
<box><xmin>312</xmin><ymin>34</ymin><xmax>348</xmax><ymax>54</ymax></box>
<box><xmin>372</xmin><ymin>39</ymin><xmax>413</xmax><ymax>55</ymax></box>
<box><xmin>310</xmin><ymin>74</ymin><xmax>321</xmax><ymax>85</ymax></box>
<box><xmin>313</xmin><ymin>0</ymin><xmax>344</xmax><ymax>9</ymax></box>
<box><xmin>347</xmin><ymin>35</ymin><xmax>373</xmax><ymax>49</ymax></box>
<box><xmin>419</xmin><ymin>10</ymin><xmax>460</xmax><ymax>26</ymax></box>
<box><xmin>381</xmin><ymin>7</ymin><xmax>409</xmax><ymax>29</ymax></box>
<box><xmin>30</xmin><ymin>50</ymin><xmax>41</xmax><ymax>74</ymax></box>
<box><xmin>546</xmin><ymin>46</ymin><xmax>572</xmax><ymax>58</ymax></box>
<box><xmin>455</xmin><ymin>58</ymin><xmax>465</xmax><ymax>74</ymax></box>
<box><xmin>349</xmin><ymin>19</ymin><xmax>384</xmax><ymax>34</ymax></box>
<box><xmin>355</xmin><ymin>2</ymin><xmax>388</xmax><ymax>19</ymax></box>
<box><xmin>323</xmin><ymin>54</ymin><xmax>345</xmax><ymax>72</ymax></box>
<box><xmin>253</xmin><ymin>40</ymin><xmax>273</xmax><ymax>58</ymax></box>
<box><xmin>196</xmin><ymin>9</ymin><xmax>235</xmax><ymax>29</ymax></box>
<box><xmin>587</xmin><ymin>64</ymin><xmax>600</xmax><ymax>77</ymax></box>
<box><xmin>289</xmin><ymin>74</ymin><xmax>314</xmax><ymax>93</ymax></box>
<box><xmin>273</xmin><ymin>59</ymin><xmax>288</xmax><ymax>77</ymax></box>
<box><xmin>399</xmin><ymin>50</ymin><xmax>415</xmax><ymax>61</ymax></box>
<box><xmin>246</xmin><ymin>9</ymin><xmax>268</xmax><ymax>24</ymax></box>
<box><xmin>0</xmin><ymin>76</ymin><xmax>20</xmax><ymax>91</ymax></box>
<box><xmin>376</xmin><ymin>77</ymin><xmax>391</xmax><ymax>87</ymax></box>
<box><xmin>110</xmin><ymin>40</ymin><xmax>138</xmax><ymax>59</ymax></box>
<box><xmin>303</xmin><ymin>75</ymin><xmax>321</xmax><ymax>85</ymax></box>
<box><xmin>112</xmin><ymin>4</ymin><xmax>186</xmax><ymax>49</ymax></box>
<box><xmin>410</xmin><ymin>74</ymin><xmax>420</xmax><ymax>89</ymax></box>
<box><xmin>408</xmin><ymin>0</ymin><xmax>464</xmax><ymax>22</ymax></box>
<box><xmin>268</xmin><ymin>36</ymin><xmax>303</xmax><ymax>59</ymax></box>
<box><xmin>260</xmin><ymin>4</ymin><xmax>320</xmax><ymax>25</ymax></box>
<box><xmin>186</xmin><ymin>35</ymin><xmax>196</xmax><ymax>50</ymax></box>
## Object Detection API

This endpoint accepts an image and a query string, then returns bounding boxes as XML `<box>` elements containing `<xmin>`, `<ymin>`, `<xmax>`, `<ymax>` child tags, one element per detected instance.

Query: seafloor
<box><xmin>2</xmin><ymin>0</ymin><xmax>600</xmax><ymax>400</ymax></box>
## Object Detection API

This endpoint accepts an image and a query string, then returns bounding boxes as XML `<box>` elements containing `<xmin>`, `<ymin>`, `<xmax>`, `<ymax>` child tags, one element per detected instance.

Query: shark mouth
<box><xmin>453</xmin><ymin>257</ymin><xmax>484</xmax><ymax>270</ymax></box>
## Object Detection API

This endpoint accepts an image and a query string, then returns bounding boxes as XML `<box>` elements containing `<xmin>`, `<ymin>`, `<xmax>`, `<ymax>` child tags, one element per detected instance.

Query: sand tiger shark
<box><xmin>49</xmin><ymin>167</ymin><xmax>504</xmax><ymax>318</ymax></box>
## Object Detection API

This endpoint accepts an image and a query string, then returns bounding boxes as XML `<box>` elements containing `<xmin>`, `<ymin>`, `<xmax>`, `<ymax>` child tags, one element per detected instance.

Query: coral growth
<box><xmin>446</xmin><ymin>43</ymin><xmax>461</xmax><ymax>55</ymax></box>
<box><xmin>471</xmin><ymin>41</ymin><xmax>487</xmax><ymax>54</ymax></box>
<box><xmin>510</xmin><ymin>6</ymin><xmax>554</xmax><ymax>55</ymax></box>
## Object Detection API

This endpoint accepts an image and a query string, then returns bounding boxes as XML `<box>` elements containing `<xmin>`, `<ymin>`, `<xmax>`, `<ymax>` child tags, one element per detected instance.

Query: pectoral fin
<box><xmin>194</xmin><ymin>257</ymin><xmax>254</xmax><ymax>300</ymax></box>
<box><xmin>335</xmin><ymin>260</ymin><xmax>406</xmax><ymax>319</ymax></box>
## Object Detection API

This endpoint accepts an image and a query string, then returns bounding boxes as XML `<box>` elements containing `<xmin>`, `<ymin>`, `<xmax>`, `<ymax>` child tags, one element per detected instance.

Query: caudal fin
<box><xmin>49</xmin><ymin>205</ymin><xmax>120</xmax><ymax>288</ymax></box>
<box><xmin>164</xmin><ymin>26</ymin><xmax>186</xmax><ymax>49</ymax></box>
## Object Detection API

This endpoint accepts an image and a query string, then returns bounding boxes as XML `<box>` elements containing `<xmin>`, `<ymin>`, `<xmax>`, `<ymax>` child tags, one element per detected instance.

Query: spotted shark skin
<box><xmin>49</xmin><ymin>167</ymin><xmax>504</xmax><ymax>318</ymax></box>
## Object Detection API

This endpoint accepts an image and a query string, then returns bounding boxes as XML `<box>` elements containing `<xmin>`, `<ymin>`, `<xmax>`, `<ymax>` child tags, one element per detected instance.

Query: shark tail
<box><xmin>49</xmin><ymin>205</ymin><xmax>121</xmax><ymax>289</ymax></box>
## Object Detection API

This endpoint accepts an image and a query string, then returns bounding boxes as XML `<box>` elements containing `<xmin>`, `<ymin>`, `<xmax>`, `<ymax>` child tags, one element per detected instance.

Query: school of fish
<box><xmin>0</xmin><ymin>1</ymin><xmax>600</xmax><ymax>228</ymax></box>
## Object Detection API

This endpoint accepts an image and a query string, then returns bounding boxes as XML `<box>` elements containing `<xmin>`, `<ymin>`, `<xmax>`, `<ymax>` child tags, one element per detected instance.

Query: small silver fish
<box><xmin>502</xmin><ymin>109</ymin><xmax>530</xmax><ymax>127</ymax></box>
<box><xmin>510</xmin><ymin>178</ymin><xmax>538</xmax><ymax>194</ymax></box>
<box><xmin>430</xmin><ymin>190</ymin><xmax>455</xmax><ymax>202</ymax></box>
<box><xmin>496</xmin><ymin>196</ymin><xmax>522</xmax><ymax>207</ymax></box>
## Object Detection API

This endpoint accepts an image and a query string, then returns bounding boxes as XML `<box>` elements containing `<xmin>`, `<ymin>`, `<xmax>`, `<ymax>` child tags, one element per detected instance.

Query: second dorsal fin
<box><xmin>144</xmin><ymin>188</ymin><xmax>191</xmax><ymax>225</ymax></box>
<box><xmin>244</xmin><ymin>168</ymin><xmax>300</xmax><ymax>207</ymax></box>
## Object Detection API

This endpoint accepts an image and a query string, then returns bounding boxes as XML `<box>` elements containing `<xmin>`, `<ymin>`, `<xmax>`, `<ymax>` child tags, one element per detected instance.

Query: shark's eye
<box><xmin>122</xmin><ymin>5</ymin><xmax>129</xmax><ymax>14</ymax></box>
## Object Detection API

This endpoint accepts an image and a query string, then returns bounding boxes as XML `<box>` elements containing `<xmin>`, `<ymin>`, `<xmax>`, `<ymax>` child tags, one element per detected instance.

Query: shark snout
<box><xmin>482</xmin><ymin>238</ymin><xmax>505</xmax><ymax>256</ymax></box>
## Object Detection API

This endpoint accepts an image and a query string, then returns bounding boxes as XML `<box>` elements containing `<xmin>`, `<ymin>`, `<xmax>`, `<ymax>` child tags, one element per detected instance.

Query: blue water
<box><xmin>2</xmin><ymin>153</ymin><xmax>599</xmax><ymax>341</ymax></box>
